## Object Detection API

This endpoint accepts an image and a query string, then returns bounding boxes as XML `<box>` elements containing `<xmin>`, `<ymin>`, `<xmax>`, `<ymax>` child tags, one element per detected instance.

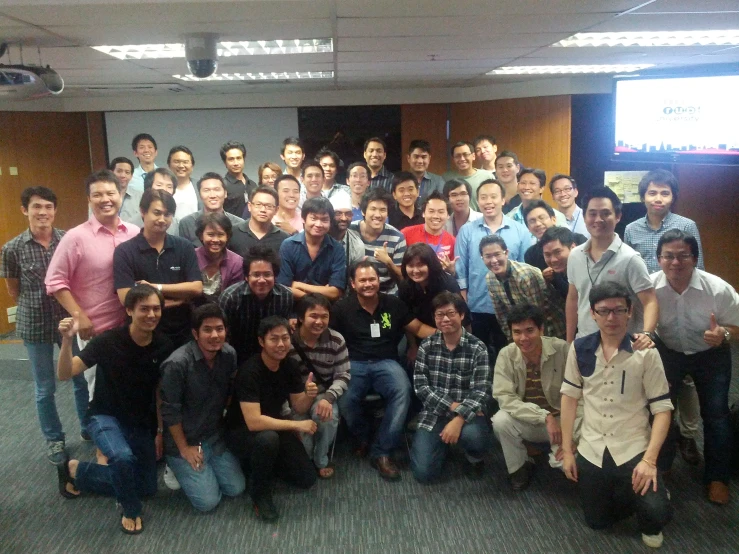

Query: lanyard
<box><xmin>424</xmin><ymin>229</ymin><xmax>444</xmax><ymax>254</ymax></box>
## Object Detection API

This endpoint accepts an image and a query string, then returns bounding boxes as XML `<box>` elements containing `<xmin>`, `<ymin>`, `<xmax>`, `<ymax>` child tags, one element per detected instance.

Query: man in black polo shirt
<box><xmin>331</xmin><ymin>259</ymin><xmax>435</xmax><ymax>481</ymax></box>
<box><xmin>225</xmin><ymin>316</ymin><xmax>317</xmax><ymax>522</ymax></box>
<box><xmin>229</xmin><ymin>186</ymin><xmax>289</xmax><ymax>258</ymax></box>
<box><xmin>113</xmin><ymin>189</ymin><xmax>203</xmax><ymax>347</ymax></box>
<box><xmin>220</xmin><ymin>140</ymin><xmax>257</xmax><ymax>218</ymax></box>
<box><xmin>219</xmin><ymin>245</ymin><xmax>294</xmax><ymax>364</ymax></box>
<box><xmin>55</xmin><ymin>285</ymin><xmax>174</xmax><ymax>535</ymax></box>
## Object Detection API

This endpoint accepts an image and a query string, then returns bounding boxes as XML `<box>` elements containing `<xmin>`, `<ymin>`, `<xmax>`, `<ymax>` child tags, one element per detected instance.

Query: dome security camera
<box><xmin>184</xmin><ymin>33</ymin><xmax>219</xmax><ymax>79</ymax></box>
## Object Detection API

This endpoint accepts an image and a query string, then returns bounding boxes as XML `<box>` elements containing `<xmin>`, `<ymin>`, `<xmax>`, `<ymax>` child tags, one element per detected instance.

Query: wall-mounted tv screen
<box><xmin>613</xmin><ymin>74</ymin><xmax>739</xmax><ymax>165</ymax></box>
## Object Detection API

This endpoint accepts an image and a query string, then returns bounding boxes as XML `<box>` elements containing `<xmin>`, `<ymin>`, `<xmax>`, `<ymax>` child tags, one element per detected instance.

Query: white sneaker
<box><xmin>642</xmin><ymin>532</ymin><xmax>664</xmax><ymax>548</ymax></box>
<box><xmin>163</xmin><ymin>465</ymin><xmax>181</xmax><ymax>490</ymax></box>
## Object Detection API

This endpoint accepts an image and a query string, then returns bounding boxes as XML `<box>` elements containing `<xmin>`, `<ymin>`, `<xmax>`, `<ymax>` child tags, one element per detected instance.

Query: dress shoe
<box><xmin>253</xmin><ymin>495</ymin><xmax>279</xmax><ymax>522</ymax></box>
<box><xmin>353</xmin><ymin>442</ymin><xmax>369</xmax><ymax>458</ymax></box>
<box><xmin>707</xmin><ymin>481</ymin><xmax>730</xmax><ymax>505</ymax></box>
<box><xmin>510</xmin><ymin>461</ymin><xmax>535</xmax><ymax>491</ymax></box>
<box><xmin>678</xmin><ymin>436</ymin><xmax>701</xmax><ymax>466</ymax></box>
<box><xmin>371</xmin><ymin>456</ymin><xmax>401</xmax><ymax>481</ymax></box>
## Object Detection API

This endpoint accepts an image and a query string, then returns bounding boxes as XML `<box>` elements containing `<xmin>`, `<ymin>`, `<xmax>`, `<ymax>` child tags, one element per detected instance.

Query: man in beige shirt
<box><xmin>492</xmin><ymin>304</ymin><xmax>572</xmax><ymax>491</ymax></box>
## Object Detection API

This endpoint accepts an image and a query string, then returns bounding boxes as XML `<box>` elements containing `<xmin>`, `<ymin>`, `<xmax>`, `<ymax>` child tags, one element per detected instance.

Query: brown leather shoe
<box><xmin>707</xmin><ymin>481</ymin><xmax>730</xmax><ymax>505</ymax></box>
<box><xmin>371</xmin><ymin>456</ymin><xmax>401</xmax><ymax>481</ymax></box>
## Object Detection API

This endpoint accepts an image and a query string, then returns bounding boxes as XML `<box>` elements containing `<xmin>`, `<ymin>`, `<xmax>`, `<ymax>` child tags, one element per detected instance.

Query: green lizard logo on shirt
<box><xmin>380</xmin><ymin>312</ymin><xmax>391</xmax><ymax>329</ymax></box>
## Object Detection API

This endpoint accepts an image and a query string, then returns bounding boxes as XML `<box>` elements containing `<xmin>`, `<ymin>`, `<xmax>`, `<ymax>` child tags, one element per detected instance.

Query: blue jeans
<box><xmin>293</xmin><ymin>395</ymin><xmax>340</xmax><ymax>468</ymax></box>
<box><xmin>410</xmin><ymin>415</ymin><xmax>491</xmax><ymax>483</ymax></box>
<box><xmin>25</xmin><ymin>341</ymin><xmax>89</xmax><ymax>442</ymax></box>
<box><xmin>338</xmin><ymin>359</ymin><xmax>410</xmax><ymax>459</ymax></box>
<box><xmin>166</xmin><ymin>442</ymin><xmax>245</xmax><ymax>512</ymax></box>
<box><xmin>74</xmin><ymin>415</ymin><xmax>157</xmax><ymax>518</ymax></box>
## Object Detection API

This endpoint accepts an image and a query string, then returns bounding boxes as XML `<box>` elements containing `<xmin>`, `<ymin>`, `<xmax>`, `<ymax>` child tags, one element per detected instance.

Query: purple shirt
<box><xmin>195</xmin><ymin>247</ymin><xmax>244</xmax><ymax>291</ymax></box>
<box><xmin>45</xmin><ymin>217</ymin><xmax>139</xmax><ymax>334</ymax></box>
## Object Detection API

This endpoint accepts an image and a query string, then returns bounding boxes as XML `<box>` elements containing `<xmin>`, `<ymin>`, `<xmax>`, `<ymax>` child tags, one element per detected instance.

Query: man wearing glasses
<box><xmin>229</xmin><ymin>186</ymin><xmax>289</xmax><ymax>259</ymax></box>
<box><xmin>442</xmin><ymin>178</ymin><xmax>482</xmax><ymax>238</ymax></box>
<box><xmin>652</xmin><ymin>230</ymin><xmax>739</xmax><ymax>506</ymax></box>
<box><xmin>442</xmin><ymin>141</ymin><xmax>494</xmax><ymax>211</ymax></box>
<box><xmin>549</xmin><ymin>174</ymin><xmax>589</xmax><ymax>238</ymax></box>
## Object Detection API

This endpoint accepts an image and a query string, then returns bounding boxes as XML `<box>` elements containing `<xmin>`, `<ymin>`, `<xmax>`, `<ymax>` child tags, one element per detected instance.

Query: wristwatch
<box><xmin>723</xmin><ymin>328</ymin><xmax>731</xmax><ymax>343</ymax></box>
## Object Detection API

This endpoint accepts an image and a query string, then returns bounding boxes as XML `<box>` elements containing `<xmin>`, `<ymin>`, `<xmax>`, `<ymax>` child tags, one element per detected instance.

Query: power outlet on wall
<box><xmin>7</xmin><ymin>306</ymin><xmax>16</xmax><ymax>324</ymax></box>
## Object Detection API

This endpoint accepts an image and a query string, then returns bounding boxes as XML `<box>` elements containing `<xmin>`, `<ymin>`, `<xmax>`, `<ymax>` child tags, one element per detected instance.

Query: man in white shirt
<box><xmin>651</xmin><ymin>229</ymin><xmax>739</xmax><ymax>506</ymax></box>
<box><xmin>549</xmin><ymin>174</ymin><xmax>589</xmax><ymax>238</ymax></box>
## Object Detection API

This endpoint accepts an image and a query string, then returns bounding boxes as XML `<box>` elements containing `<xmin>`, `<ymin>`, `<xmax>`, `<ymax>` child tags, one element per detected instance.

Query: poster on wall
<box><xmin>604</xmin><ymin>171</ymin><xmax>647</xmax><ymax>204</ymax></box>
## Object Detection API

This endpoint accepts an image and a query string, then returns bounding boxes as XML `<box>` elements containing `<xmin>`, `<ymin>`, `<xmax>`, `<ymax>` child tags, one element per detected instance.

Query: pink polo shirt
<box><xmin>45</xmin><ymin>217</ymin><xmax>139</xmax><ymax>335</ymax></box>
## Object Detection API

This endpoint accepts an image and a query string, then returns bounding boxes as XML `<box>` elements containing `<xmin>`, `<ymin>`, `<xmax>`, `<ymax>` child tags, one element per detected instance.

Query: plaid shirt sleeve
<box><xmin>455</xmin><ymin>341</ymin><xmax>491</xmax><ymax>421</ymax></box>
<box><xmin>0</xmin><ymin>240</ymin><xmax>20</xmax><ymax>279</ymax></box>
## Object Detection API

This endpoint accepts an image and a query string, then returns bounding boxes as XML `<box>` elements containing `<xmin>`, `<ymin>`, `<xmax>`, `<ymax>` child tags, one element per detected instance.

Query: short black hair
<box><xmin>582</xmin><ymin>186</ymin><xmax>622</xmax><ymax>217</ymax></box>
<box><xmin>131</xmin><ymin>133</ymin><xmax>157</xmax><ymax>152</ymax></box>
<box><xmin>296</xmin><ymin>293</ymin><xmax>332</xmax><ymax>321</ymax></box>
<box><xmin>507</xmin><ymin>304</ymin><xmax>544</xmax><ymax>331</ymax></box>
<box><xmin>143</xmin><ymin>167</ymin><xmax>177</xmax><ymax>190</ymax></box>
<box><xmin>589</xmin><ymin>282</ymin><xmax>632</xmax><ymax>310</ymax></box>
<box><xmin>140</xmin><ymin>188</ymin><xmax>176</xmax><ymax>215</ymax></box>
<box><xmin>301</xmin><ymin>196</ymin><xmax>334</xmax><ymax>221</ymax></box>
<box><xmin>549</xmin><ymin>173</ymin><xmax>577</xmax><ymax>193</ymax></box>
<box><xmin>495</xmin><ymin>150</ymin><xmax>520</xmax><ymax>166</ymax></box>
<box><xmin>364</xmin><ymin>137</ymin><xmax>386</xmax><ymax>151</ymax></box>
<box><xmin>108</xmin><ymin>156</ymin><xmax>135</xmax><ymax>173</ymax></box>
<box><xmin>473</xmin><ymin>134</ymin><xmax>496</xmax><ymax>147</ymax></box>
<box><xmin>191</xmin><ymin>303</ymin><xmax>226</xmax><ymax>331</ymax></box>
<box><xmin>195</xmin><ymin>211</ymin><xmax>233</xmax><ymax>241</ymax></box>
<box><xmin>346</xmin><ymin>161</ymin><xmax>370</xmax><ymax>179</ymax></box>
<box><xmin>539</xmin><ymin>226</ymin><xmax>576</xmax><ymax>250</ymax></box>
<box><xmin>315</xmin><ymin>147</ymin><xmax>341</xmax><ymax>167</ymax></box>
<box><xmin>391</xmin><ymin>171</ymin><xmax>419</xmax><ymax>194</ymax></box>
<box><xmin>258</xmin><ymin>315</ymin><xmax>290</xmax><ymax>339</ymax></box>
<box><xmin>220</xmin><ymin>140</ymin><xmax>246</xmax><ymax>162</ymax></box>
<box><xmin>638</xmin><ymin>169</ymin><xmax>679</xmax><ymax>203</ymax></box>
<box><xmin>249</xmin><ymin>185</ymin><xmax>279</xmax><ymax>204</ymax></box>
<box><xmin>196</xmin><ymin>172</ymin><xmax>224</xmax><ymax>192</ymax></box>
<box><xmin>408</xmin><ymin>139</ymin><xmax>431</xmax><ymax>155</ymax></box>
<box><xmin>522</xmin><ymin>199</ymin><xmax>555</xmax><ymax>225</ymax></box>
<box><xmin>124</xmin><ymin>283</ymin><xmax>163</xmax><ymax>311</ymax></box>
<box><xmin>360</xmin><ymin>187</ymin><xmax>393</xmax><ymax>214</ymax></box>
<box><xmin>431</xmin><ymin>291</ymin><xmax>466</xmax><ymax>314</ymax></box>
<box><xmin>85</xmin><ymin>169</ymin><xmax>120</xmax><ymax>196</ymax></box>
<box><xmin>274</xmin><ymin>174</ymin><xmax>301</xmax><ymax>191</ymax></box>
<box><xmin>350</xmin><ymin>258</ymin><xmax>379</xmax><ymax>280</ymax></box>
<box><xmin>519</xmin><ymin>168</ymin><xmax>546</xmax><ymax>189</ymax></box>
<box><xmin>479</xmin><ymin>234</ymin><xmax>507</xmax><ymax>255</ymax></box>
<box><xmin>442</xmin><ymin>178</ymin><xmax>471</xmax><ymax>199</ymax></box>
<box><xmin>243</xmin><ymin>245</ymin><xmax>280</xmax><ymax>277</ymax></box>
<box><xmin>450</xmin><ymin>140</ymin><xmax>473</xmax><ymax>157</ymax></box>
<box><xmin>421</xmin><ymin>190</ymin><xmax>451</xmax><ymax>214</ymax></box>
<box><xmin>167</xmin><ymin>145</ymin><xmax>195</xmax><ymax>166</ymax></box>
<box><xmin>21</xmin><ymin>186</ymin><xmax>57</xmax><ymax>209</ymax></box>
<box><xmin>281</xmin><ymin>137</ymin><xmax>303</xmax><ymax>155</ymax></box>
<box><xmin>656</xmin><ymin>229</ymin><xmax>699</xmax><ymax>259</ymax></box>
<box><xmin>476</xmin><ymin>178</ymin><xmax>505</xmax><ymax>200</ymax></box>
<box><xmin>301</xmin><ymin>160</ymin><xmax>324</xmax><ymax>176</ymax></box>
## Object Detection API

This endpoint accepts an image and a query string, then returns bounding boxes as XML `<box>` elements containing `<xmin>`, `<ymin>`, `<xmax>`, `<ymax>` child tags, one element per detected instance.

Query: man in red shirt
<box><xmin>402</xmin><ymin>191</ymin><xmax>456</xmax><ymax>273</ymax></box>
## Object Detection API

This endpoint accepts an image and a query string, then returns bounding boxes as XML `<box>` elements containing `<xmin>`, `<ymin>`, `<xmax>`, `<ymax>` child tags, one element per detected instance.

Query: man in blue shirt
<box><xmin>277</xmin><ymin>197</ymin><xmax>346</xmax><ymax>301</ymax></box>
<box><xmin>455</xmin><ymin>179</ymin><xmax>531</xmax><ymax>359</ymax></box>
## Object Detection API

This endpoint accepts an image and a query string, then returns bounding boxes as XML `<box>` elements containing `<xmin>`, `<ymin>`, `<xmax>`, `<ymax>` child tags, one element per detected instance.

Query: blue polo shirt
<box><xmin>277</xmin><ymin>232</ymin><xmax>347</xmax><ymax>291</ymax></box>
<box><xmin>455</xmin><ymin>215</ymin><xmax>531</xmax><ymax>314</ymax></box>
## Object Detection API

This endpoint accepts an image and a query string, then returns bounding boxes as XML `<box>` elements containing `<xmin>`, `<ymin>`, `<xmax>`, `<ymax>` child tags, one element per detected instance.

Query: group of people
<box><xmin>1</xmin><ymin>131</ymin><xmax>737</xmax><ymax>549</ymax></box>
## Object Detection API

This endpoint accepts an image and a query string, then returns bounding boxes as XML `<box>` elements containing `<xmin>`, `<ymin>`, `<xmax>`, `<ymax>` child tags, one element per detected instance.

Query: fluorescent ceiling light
<box><xmin>553</xmin><ymin>31</ymin><xmax>739</xmax><ymax>48</ymax></box>
<box><xmin>93</xmin><ymin>39</ymin><xmax>333</xmax><ymax>60</ymax></box>
<box><xmin>173</xmin><ymin>71</ymin><xmax>334</xmax><ymax>81</ymax></box>
<box><xmin>488</xmin><ymin>64</ymin><xmax>653</xmax><ymax>75</ymax></box>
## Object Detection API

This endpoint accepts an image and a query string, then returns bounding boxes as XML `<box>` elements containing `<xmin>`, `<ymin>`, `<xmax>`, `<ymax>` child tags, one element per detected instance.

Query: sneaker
<box><xmin>163</xmin><ymin>465</ymin><xmax>181</xmax><ymax>490</ymax></box>
<box><xmin>253</xmin><ymin>496</ymin><xmax>279</xmax><ymax>522</ymax></box>
<box><xmin>642</xmin><ymin>532</ymin><xmax>664</xmax><ymax>548</ymax></box>
<box><xmin>80</xmin><ymin>430</ymin><xmax>92</xmax><ymax>442</ymax></box>
<box><xmin>47</xmin><ymin>440</ymin><xmax>66</xmax><ymax>465</ymax></box>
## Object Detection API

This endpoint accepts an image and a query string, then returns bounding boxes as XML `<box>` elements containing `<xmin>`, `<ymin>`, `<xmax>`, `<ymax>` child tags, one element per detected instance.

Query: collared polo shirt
<box><xmin>330</xmin><ymin>292</ymin><xmax>414</xmax><ymax>362</ymax></box>
<box><xmin>561</xmin><ymin>332</ymin><xmax>672</xmax><ymax>468</ymax></box>
<box><xmin>370</xmin><ymin>166</ymin><xmax>394</xmax><ymax>193</ymax></box>
<box><xmin>455</xmin><ymin>215</ymin><xmax>532</xmax><ymax>314</ymax></box>
<box><xmin>277</xmin><ymin>232</ymin><xmax>347</xmax><ymax>291</ymax></box>
<box><xmin>229</xmin><ymin>220</ymin><xmax>289</xmax><ymax>259</ymax></box>
<box><xmin>113</xmin><ymin>231</ymin><xmax>201</xmax><ymax>340</ymax></box>
<box><xmin>652</xmin><ymin>268</ymin><xmax>739</xmax><ymax>354</ymax></box>
<box><xmin>223</xmin><ymin>172</ymin><xmax>257</xmax><ymax>218</ymax></box>
<box><xmin>624</xmin><ymin>211</ymin><xmax>704</xmax><ymax>273</ymax></box>
<box><xmin>567</xmin><ymin>235</ymin><xmax>653</xmax><ymax>338</ymax></box>
<box><xmin>194</xmin><ymin>246</ymin><xmax>244</xmax><ymax>293</ymax></box>
<box><xmin>388</xmin><ymin>204</ymin><xmax>424</xmax><ymax>231</ymax></box>
<box><xmin>178</xmin><ymin>209</ymin><xmax>245</xmax><ymax>247</ymax></box>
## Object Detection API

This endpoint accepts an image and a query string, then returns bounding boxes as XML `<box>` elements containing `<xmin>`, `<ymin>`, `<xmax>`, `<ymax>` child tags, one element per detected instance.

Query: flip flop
<box><xmin>56</xmin><ymin>455</ymin><xmax>80</xmax><ymax>499</ymax></box>
<box><xmin>120</xmin><ymin>515</ymin><xmax>144</xmax><ymax>535</ymax></box>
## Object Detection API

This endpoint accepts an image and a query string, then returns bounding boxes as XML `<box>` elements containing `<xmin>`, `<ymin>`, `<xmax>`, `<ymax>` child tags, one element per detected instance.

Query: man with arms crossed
<box><xmin>561</xmin><ymin>282</ymin><xmax>672</xmax><ymax>549</ymax></box>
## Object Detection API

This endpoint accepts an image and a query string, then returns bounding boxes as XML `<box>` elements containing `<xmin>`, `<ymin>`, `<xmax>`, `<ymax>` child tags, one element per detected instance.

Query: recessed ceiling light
<box><xmin>553</xmin><ymin>31</ymin><xmax>739</xmax><ymax>48</ymax></box>
<box><xmin>487</xmin><ymin>64</ymin><xmax>653</xmax><ymax>75</ymax></box>
<box><xmin>93</xmin><ymin>39</ymin><xmax>333</xmax><ymax>60</ymax></box>
<box><xmin>172</xmin><ymin>71</ymin><xmax>334</xmax><ymax>81</ymax></box>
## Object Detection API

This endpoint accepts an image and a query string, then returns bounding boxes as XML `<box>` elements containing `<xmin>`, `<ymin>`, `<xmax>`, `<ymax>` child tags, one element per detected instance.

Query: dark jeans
<box><xmin>74</xmin><ymin>415</ymin><xmax>157</xmax><ymax>519</ymax></box>
<box><xmin>470</xmin><ymin>312</ymin><xmax>508</xmax><ymax>366</ymax></box>
<box><xmin>226</xmin><ymin>428</ymin><xmax>316</xmax><ymax>501</ymax></box>
<box><xmin>578</xmin><ymin>449</ymin><xmax>672</xmax><ymax>536</ymax></box>
<box><xmin>656</xmin><ymin>341</ymin><xmax>733</xmax><ymax>483</ymax></box>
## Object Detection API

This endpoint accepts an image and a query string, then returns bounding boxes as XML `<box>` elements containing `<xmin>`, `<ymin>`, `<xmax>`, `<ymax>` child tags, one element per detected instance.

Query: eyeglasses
<box><xmin>593</xmin><ymin>307</ymin><xmax>629</xmax><ymax>317</ymax></box>
<box><xmin>434</xmin><ymin>310</ymin><xmax>459</xmax><ymax>320</ymax></box>
<box><xmin>658</xmin><ymin>254</ymin><xmax>694</xmax><ymax>262</ymax></box>
<box><xmin>552</xmin><ymin>186</ymin><xmax>574</xmax><ymax>196</ymax></box>
<box><xmin>248</xmin><ymin>272</ymin><xmax>274</xmax><ymax>280</ymax></box>
<box><xmin>250</xmin><ymin>202</ymin><xmax>276</xmax><ymax>210</ymax></box>
<box><xmin>482</xmin><ymin>252</ymin><xmax>507</xmax><ymax>262</ymax></box>
<box><xmin>448</xmin><ymin>191</ymin><xmax>469</xmax><ymax>199</ymax></box>
<box><xmin>453</xmin><ymin>152</ymin><xmax>473</xmax><ymax>159</ymax></box>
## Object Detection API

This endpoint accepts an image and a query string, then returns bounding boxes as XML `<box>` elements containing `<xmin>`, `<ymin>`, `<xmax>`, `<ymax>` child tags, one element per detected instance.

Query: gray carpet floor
<box><xmin>0</xmin><ymin>343</ymin><xmax>737</xmax><ymax>554</ymax></box>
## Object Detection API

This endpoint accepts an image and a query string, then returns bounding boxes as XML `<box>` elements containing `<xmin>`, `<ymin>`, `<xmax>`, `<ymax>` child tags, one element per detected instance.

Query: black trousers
<box><xmin>578</xmin><ymin>449</ymin><xmax>672</xmax><ymax>536</ymax></box>
<box><xmin>226</xmin><ymin>428</ymin><xmax>316</xmax><ymax>500</ymax></box>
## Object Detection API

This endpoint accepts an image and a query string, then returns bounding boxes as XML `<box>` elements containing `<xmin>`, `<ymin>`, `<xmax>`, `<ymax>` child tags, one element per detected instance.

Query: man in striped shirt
<box><xmin>289</xmin><ymin>293</ymin><xmax>350</xmax><ymax>479</ymax></box>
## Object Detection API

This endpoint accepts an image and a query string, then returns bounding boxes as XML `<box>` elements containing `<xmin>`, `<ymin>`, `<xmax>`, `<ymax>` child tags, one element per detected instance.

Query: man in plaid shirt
<box><xmin>410</xmin><ymin>291</ymin><xmax>492</xmax><ymax>483</ymax></box>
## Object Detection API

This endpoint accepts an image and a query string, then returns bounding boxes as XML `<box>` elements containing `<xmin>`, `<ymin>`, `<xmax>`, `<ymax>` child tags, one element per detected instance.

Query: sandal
<box><xmin>316</xmin><ymin>463</ymin><xmax>335</xmax><ymax>479</ymax></box>
<box><xmin>120</xmin><ymin>515</ymin><xmax>144</xmax><ymax>535</ymax></box>
<box><xmin>56</xmin><ymin>455</ymin><xmax>80</xmax><ymax>499</ymax></box>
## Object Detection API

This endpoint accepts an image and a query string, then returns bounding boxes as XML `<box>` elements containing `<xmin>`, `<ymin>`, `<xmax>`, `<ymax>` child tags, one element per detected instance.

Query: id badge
<box><xmin>370</xmin><ymin>323</ymin><xmax>381</xmax><ymax>338</ymax></box>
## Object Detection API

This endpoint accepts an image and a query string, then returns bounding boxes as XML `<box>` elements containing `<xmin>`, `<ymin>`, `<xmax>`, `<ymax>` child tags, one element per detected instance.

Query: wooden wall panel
<box><xmin>400</xmin><ymin>104</ymin><xmax>448</xmax><ymax>175</ymax></box>
<box><xmin>450</xmin><ymin>96</ymin><xmax>571</xmax><ymax>205</ymax></box>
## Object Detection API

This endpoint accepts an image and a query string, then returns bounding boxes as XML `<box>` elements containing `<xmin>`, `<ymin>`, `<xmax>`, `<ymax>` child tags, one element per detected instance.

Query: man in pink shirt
<box><xmin>46</xmin><ymin>169</ymin><xmax>140</xmax><ymax>400</ymax></box>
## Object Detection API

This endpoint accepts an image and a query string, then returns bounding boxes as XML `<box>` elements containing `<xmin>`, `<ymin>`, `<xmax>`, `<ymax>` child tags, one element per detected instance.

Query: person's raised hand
<box><xmin>58</xmin><ymin>311</ymin><xmax>80</xmax><ymax>339</ymax></box>
<box><xmin>305</xmin><ymin>372</ymin><xmax>318</xmax><ymax>397</ymax></box>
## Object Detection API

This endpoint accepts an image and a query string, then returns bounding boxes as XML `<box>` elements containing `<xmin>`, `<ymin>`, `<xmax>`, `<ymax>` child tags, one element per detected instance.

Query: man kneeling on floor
<box><xmin>225</xmin><ymin>316</ymin><xmax>317</xmax><ymax>522</ymax></box>
<box><xmin>560</xmin><ymin>282</ymin><xmax>673</xmax><ymax>549</ymax></box>
<box><xmin>160</xmin><ymin>303</ymin><xmax>246</xmax><ymax>511</ymax></box>
<box><xmin>55</xmin><ymin>284</ymin><xmax>174</xmax><ymax>535</ymax></box>
<box><xmin>410</xmin><ymin>291</ymin><xmax>492</xmax><ymax>483</ymax></box>
<box><xmin>492</xmin><ymin>303</ymin><xmax>574</xmax><ymax>491</ymax></box>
